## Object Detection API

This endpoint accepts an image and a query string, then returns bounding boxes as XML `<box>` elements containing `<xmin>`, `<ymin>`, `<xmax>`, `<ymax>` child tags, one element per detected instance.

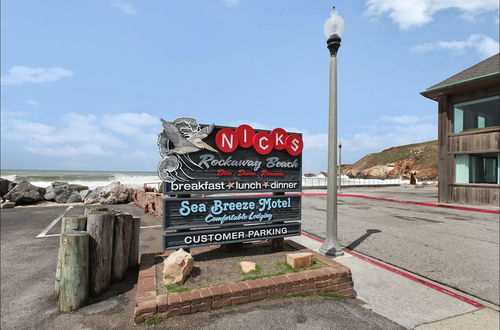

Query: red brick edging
<box><xmin>133</xmin><ymin>240</ymin><xmax>355</xmax><ymax>324</ymax></box>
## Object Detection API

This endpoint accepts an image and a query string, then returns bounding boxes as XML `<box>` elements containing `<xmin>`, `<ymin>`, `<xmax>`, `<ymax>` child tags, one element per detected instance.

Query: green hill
<box><xmin>345</xmin><ymin>140</ymin><xmax>438</xmax><ymax>180</ymax></box>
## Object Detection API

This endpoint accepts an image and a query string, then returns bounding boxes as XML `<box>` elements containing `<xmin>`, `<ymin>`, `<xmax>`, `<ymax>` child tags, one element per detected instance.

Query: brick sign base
<box><xmin>133</xmin><ymin>240</ymin><xmax>355</xmax><ymax>324</ymax></box>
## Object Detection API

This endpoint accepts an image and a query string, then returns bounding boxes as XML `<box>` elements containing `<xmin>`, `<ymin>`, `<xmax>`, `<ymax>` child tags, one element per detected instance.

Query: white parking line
<box><xmin>36</xmin><ymin>205</ymin><xmax>74</xmax><ymax>238</ymax></box>
<box><xmin>36</xmin><ymin>212</ymin><xmax>161</xmax><ymax>238</ymax></box>
<box><xmin>140</xmin><ymin>225</ymin><xmax>162</xmax><ymax>229</ymax></box>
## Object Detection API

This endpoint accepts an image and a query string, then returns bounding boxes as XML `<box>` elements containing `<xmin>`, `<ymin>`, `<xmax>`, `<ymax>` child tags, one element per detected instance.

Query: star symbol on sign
<box><xmin>227</xmin><ymin>182</ymin><xmax>235</xmax><ymax>189</ymax></box>
<box><xmin>262</xmin><ymin>182</ymin><xmax>269</xmax><ymax>188</ymax></box>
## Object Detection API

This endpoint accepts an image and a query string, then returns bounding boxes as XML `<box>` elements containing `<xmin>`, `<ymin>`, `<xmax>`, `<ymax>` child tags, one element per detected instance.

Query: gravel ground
<box><xmin>157</xmin><ymin>243</ymin><xmax>327</xmax><ymax>293</ymax></box>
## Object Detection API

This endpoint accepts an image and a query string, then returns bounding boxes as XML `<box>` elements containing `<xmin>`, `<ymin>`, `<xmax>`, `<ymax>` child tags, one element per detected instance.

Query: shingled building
<box><xmin>421</xmin><ymin>53</ymin><xmax>499</xmax><ymax>205</ymax></box>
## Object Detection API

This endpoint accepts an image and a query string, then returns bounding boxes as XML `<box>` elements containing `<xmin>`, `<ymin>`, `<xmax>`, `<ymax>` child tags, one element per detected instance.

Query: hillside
<box><xmin>344</xmin><ymin>140</ymin><xmax>438</xmax><ymax>180</ymax></box>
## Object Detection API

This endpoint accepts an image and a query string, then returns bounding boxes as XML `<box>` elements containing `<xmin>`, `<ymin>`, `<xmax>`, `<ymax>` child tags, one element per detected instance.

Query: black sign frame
<box><xmin>160</xmin><ymin>125</ymin><xmax>302</xmax><ymax>195</ymax></box>
<box><xmin>163</xmin><ymin>222</ymin><xmax>302</xmax><ymax>250</ymax></box>
<box><xmin>163</xmin><ymin>195</ymin><xmax>302</xmax><ymax>230</ymax></box>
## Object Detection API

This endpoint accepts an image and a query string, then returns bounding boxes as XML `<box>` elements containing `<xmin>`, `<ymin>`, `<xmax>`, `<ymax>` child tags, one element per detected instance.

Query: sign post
<box><xmin>157</xmin><ymin>117</ymin><xmax>303</xmax><ymax>250</ymax></box>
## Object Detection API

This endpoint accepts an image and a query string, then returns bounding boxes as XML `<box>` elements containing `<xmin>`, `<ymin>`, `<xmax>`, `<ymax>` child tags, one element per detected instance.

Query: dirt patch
<box><xmin>155</xmin><ymin>243</ymin><xmax>327</xmax><ymax>294</ymax></box>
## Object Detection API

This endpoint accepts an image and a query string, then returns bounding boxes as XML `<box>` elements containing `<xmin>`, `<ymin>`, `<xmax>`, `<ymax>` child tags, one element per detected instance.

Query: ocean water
<box><xmin>1</xmin><ymin>169</ymin><xmax>415</xmax><ymax>190</ymax></box>
<box><xmin>0</xmin><ymin>169</ymin><xmax>160</xmax><ymax>189</ymax></box>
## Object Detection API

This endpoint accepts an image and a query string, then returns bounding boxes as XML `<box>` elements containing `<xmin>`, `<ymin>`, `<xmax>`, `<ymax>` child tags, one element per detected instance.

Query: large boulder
<box><xmin>4</xmin><ymin>180</ymin><xmax>46</xmax><ymax>205</ymax></box>
<box><xmin>68</xmin><ymin>184</ymin><xmax>89</xmax><ymax>192</ymax></box>
<box><xmin>0</xmin><ymin>178</ymin><xmax>17</xmax><ymax>198</ymax></box>
<box><xmin>163</xmin><ymin>249</ymin><xmax>194</xmax><ymax>285</ymax></box>
<box><xmin>67</xmin><ymin>191</ymin><xmax>82</xmax><ymax>203</ymax></box>
<box><xmin>98</xmin><ymin>182</ymin><xmax>130</xmax><ymax>205</ymax></box>
<box><xmin>44</xmin><ymin>182</ymin><xmax>81</xmax><ymax>203</ymax></box>
<box><xmin>83</xmin><ymin>187</ymin><xmax>103</xmax><ymax>205</ymax></box>
<box><xmin>79</xmin><ymin>190</ymin><xmax>90</xmax><ymax>201</ymax></box>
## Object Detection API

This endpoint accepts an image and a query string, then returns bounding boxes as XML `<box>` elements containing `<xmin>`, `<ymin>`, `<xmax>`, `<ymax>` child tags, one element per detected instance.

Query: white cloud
<box><xmin>1</xmin><ymin>66</ymin><xmax>73</xmax><ymax>86</ymax></box>
<box><xmin>111</xmin><ymin>0</ymin><xmax>137</xmax><ymax>15</ymax></box>
<box><xmin>26</xmin><ymin>99</ymin><xmax>39</xmax><ymax>107</ymax></box>
<box><xmin>24</xmin><ymin>144</ymin><xmax>106</xmax><ymax>158</ymax></box>
<box><xmin>221</xmin><ymin>0</ymin><xmax>240</xmax><ymax>7</ymax></box>
<box><xmin>341</xmin><ymin>115</ymin><xmax>437</xmax><ymax>158</ymax></box>
<box><xmin>412</xmin><ymin>34</ymin><xmax>500</xmax><ymax>59</ymax></box>
<box><xmin>102</xmin><ymin>112</ymin><xmax>159</xmax><ymax>143</ymax></box>
<box><xmin>1</xmin><ymin>112</ymin><xmax>160</xmax><ymax>159</ymax></box>
<box><xmin>366</xmin><ymin>0</ymin><xmax>499</xmax><ymax>29</ymax></box>
<box><xmin>121</xmin><ymin>150</ymin><xmax>150</xmax><ymax>159</ymax></box>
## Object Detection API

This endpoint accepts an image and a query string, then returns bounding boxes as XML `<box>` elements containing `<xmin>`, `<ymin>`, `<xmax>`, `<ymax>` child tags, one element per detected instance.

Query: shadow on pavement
<box><xmin>346</xmin><ymin>229</ymin><xmax>381</xmax><ymax>250</ymax></box>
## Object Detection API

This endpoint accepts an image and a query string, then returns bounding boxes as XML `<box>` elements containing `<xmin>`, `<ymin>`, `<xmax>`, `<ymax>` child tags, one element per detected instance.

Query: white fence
<box><xmin>302</xmin><ymin>176</ymin><xmax>407</xmax><ymax>187</ymax></box>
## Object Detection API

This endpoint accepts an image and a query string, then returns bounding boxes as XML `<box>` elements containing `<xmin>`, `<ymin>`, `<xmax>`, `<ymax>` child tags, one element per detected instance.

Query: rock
<box><xmin>240</xmin><ymin>261</ymin><xmax>257</xmax><ymax>273</ymax></box>
<box><xmin>79</xmin><ymin>190</ymin><xmax>90</xmax><ymax>200</ymax></box>
<box><xmin>67</xmin><ymin>191</ymin><xmax>82</xmax><ymax>203</ymax></box>
<box><xmin>44</xmin><ymin>182</ymin><xmax>78</xmax><ymax>203</ymax></box>
<box><xmin>4</xmin><ymin>180</ymin><xmax>46</xmax><ymax>205</ymax></box>
<box><xmin>126</xmin><ymin>187</ymin><xmax>135</xmax><ymax>203</ymax></box>
<box><xmin>84</xmin><ymin>187</ymin><xmax>103</xmax><ymax>205</ymax></box>
<box><xmin>0</xmin><ymin>201</ymin><xmax>16</xmax><ymax>209</ymax></box>
<box><xmin>0</xmin><ymin>178</ymin><xmax>17</xmax><ymax>197</ymax></box>
<box><xmin>285</xmin><ymin>252</ymin><xmax>313</xmax><ymax>269</ymax></box>
<box><xmin>98</xmin><ymin>182</ymin><xmax>130</xmax><ymax>205</ymax></box>
<box><xmin>163</xmin><ymin>249</ymin><xmax>194</xmax><ymax>285</ymax></box>
<box><xmin>68</xmin><ymin>184</ymin><xmax>89</xmax><ymax>192</ymax></box>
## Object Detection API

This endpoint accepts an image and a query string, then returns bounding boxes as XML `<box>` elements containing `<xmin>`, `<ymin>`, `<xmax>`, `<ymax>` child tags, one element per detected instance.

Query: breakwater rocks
<box><xmin>0</xmin><ymin>178</ymin><xmax>134</xmax><ymax>208</ymax></box>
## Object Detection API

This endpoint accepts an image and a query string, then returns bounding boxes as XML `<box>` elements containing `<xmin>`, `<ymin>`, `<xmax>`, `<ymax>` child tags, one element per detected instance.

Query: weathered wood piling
<box><xmin>54</xmin><ymin>215</ymin><xmax>87</xmax><ymax>300</ymax></box>
<box><xmin>87</xmin><ymin>211</ymin><xmax>115</xmax><ymax>296</ymax></box>
<box><xmin>58</xmin><ymin>231</ymin><xmax>89</xmax><ymax>312</ymax></box>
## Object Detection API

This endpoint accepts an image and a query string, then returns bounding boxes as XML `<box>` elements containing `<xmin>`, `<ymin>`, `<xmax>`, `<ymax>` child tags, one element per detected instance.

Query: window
<box><xmin>455</xmin><ymin>153</ymin><xmax>500</xmax><ymax>184</ymax></box>
<box><xmin>453</xmin><ymin>96</ymin><xmax>500</xmax><ymax>134</ymax></box>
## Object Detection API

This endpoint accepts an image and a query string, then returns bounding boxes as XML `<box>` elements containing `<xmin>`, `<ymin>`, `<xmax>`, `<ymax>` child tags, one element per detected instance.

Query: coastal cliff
<box><xmin>343</xmin><ymin>140</ymin><xmax>438</xmax><ymax>181</ymax></box>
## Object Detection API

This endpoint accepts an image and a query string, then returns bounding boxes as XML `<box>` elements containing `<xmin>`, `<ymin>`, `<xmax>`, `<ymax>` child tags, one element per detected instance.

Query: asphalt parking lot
<box><xmin>302</xmin><ymin>186</ymin><xmax>499</xmax><ymax>305</ymax></box>
<box><xmin>1</xmin><ymin>186</ymin><xmax>498</xmax><ymax>329</ymax></box>
<box><xmin>1</xmin><ymin>203</ymin><xmax>402</xmax><ymax>330</ymax></box>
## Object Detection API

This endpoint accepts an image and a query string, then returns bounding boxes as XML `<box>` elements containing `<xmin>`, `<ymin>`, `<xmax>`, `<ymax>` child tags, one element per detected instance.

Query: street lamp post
<box><xmin>319</xmin><ymin>7</ymin><xmax>344</xmax><ymax>257</ymax></box>
<box><xmin>338</xmin><ymin>140</ymin><xmax>342</xmax><ymax>193</ymax></box>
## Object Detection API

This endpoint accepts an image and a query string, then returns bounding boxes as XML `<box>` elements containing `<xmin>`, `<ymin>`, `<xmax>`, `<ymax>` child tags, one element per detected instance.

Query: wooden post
<box><xmin>112</xmin><ymin>213</ymin><xmax>133</xmax><ymax>282</ymax></box>
<box><xmin>84</xmin><ymin>206</ymin><xmax>109</xmax><ymax>215</ymax></box>
<box><xmin>87</xmin><ymin>212</ymin><xmax>114</xmax><ymax>296</ymax></box>
<box><xmin>128</xmin><ymin>216</ymin><xmax>141</xmax><ymax>269</ymax></box>
<box><xmin>54</xmin><ymin>215</ymin><xmax>87</xmax><ymax>300</ymax></box>
<box><xmin>58</xmin><ymin>231</ymin><xmax>89</xmax><ymax>312</ymax></box>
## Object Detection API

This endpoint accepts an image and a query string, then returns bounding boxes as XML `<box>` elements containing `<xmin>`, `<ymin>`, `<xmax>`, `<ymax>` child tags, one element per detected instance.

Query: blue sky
<box><xmin>1</xmin><ymin>0</ymin><xmax>499</xmax><ymax>173</ymax></box>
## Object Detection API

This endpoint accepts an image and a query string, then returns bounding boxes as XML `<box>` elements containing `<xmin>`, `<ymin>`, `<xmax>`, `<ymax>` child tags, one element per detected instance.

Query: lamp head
<box><xmin>323</xmin><ymin>7</ymin><xmax>344</xmax><ymax>39</ymax></box>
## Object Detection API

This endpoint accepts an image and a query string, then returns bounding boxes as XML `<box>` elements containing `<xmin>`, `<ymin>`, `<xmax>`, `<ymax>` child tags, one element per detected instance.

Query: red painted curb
<box><xmin>297</xmin><ymin>192</ymin><xmax>499</xmax><ymax>215</ymax></box>
<box><xmin>300</xmin><ymin>231</ymin><xmax>486</xmax><ymax>309</ymax></box>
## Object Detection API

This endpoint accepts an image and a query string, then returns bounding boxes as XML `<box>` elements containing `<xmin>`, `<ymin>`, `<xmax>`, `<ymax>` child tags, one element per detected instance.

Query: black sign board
<box><xmin>158</xmin><ymin>121</ymin><xmax>302</xmax><ymax>195</ymax></box>
<box><xmin>163</xmin><ymin>222</ymin><xmax>302</xmax><ymax>250</ymax></box>
<box><xmin>163</xmin><ymin>195</ymin><xmax>301</xmax><ymax>230</ymax></box>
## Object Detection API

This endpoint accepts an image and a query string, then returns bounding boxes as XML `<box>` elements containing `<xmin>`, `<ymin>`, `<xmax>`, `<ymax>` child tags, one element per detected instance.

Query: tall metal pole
<box><xmin>320</xmin><ymin>34</ymin><xmax>344</xmax><ymax>256</ymax></box>
<box><xmin>338</xmin><ymin>143</ymin><xmax>342</xmax><ymax>193</ymax></box>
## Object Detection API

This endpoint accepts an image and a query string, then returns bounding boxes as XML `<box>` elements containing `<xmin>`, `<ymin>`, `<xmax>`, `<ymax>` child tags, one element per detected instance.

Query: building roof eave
<box><xmin>420</xmin><ymin>72</ymin><xmax>500</xmax><ymax>101</ymax></box>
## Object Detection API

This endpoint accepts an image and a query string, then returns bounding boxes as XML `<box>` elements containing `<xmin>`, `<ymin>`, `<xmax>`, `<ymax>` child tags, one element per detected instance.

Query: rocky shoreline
<box><xmin>0</xmin><ymin>178</ymin><xmax>135</xmax><ymax>209</ymax></box>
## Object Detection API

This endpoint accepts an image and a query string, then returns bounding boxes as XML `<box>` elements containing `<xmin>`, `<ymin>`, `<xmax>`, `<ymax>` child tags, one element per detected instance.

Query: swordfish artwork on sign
<box><xmin>157</xmin><ymin>117</ymin><xmax>303</xmax><ymax>194</ymax></box>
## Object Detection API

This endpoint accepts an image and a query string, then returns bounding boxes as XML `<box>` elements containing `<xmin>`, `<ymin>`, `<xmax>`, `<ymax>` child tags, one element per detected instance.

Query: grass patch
<box><xmin>141</xmin><ymin>317</ymin><xmax>164</xmax><ymax>327</ymax></box>
<box><xmin>238</xmin><ymin>271</ymin><xmax>286</xmax><ymax>282</ymax></box>
<box><xmin>318</xmin><ymin>292</ymin><xmax>346</xmax><ymax>300</ymax></box>
<box><xmin>164</xmin><ymin>283</ymin><xmax>193</xmax><ymax>293</ymax></box>
<box><xmin>241</xmin><ymin>263</ymin><xmax>262</xmax><ymax>275</ymax></box>
<box><xmin>239</xmin><ymin>258</ymin><xmax>327</xmax><ymax>282</ymax></box>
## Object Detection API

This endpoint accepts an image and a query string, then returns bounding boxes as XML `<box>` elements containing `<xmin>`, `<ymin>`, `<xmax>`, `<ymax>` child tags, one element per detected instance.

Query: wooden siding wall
<box><xmin>437</xmin><ymin>82</ymin><xmax>500</xmax><ymax>205</ymax></box>
<box><xmin>448</xmin><ymin>130</ymin><xmax>500</xmax><ymax>154</ymax></box>
<box><xmin>450</xmin><ymin>185</ymin><xmax>499</xmax><ymax>205</ymax></box>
